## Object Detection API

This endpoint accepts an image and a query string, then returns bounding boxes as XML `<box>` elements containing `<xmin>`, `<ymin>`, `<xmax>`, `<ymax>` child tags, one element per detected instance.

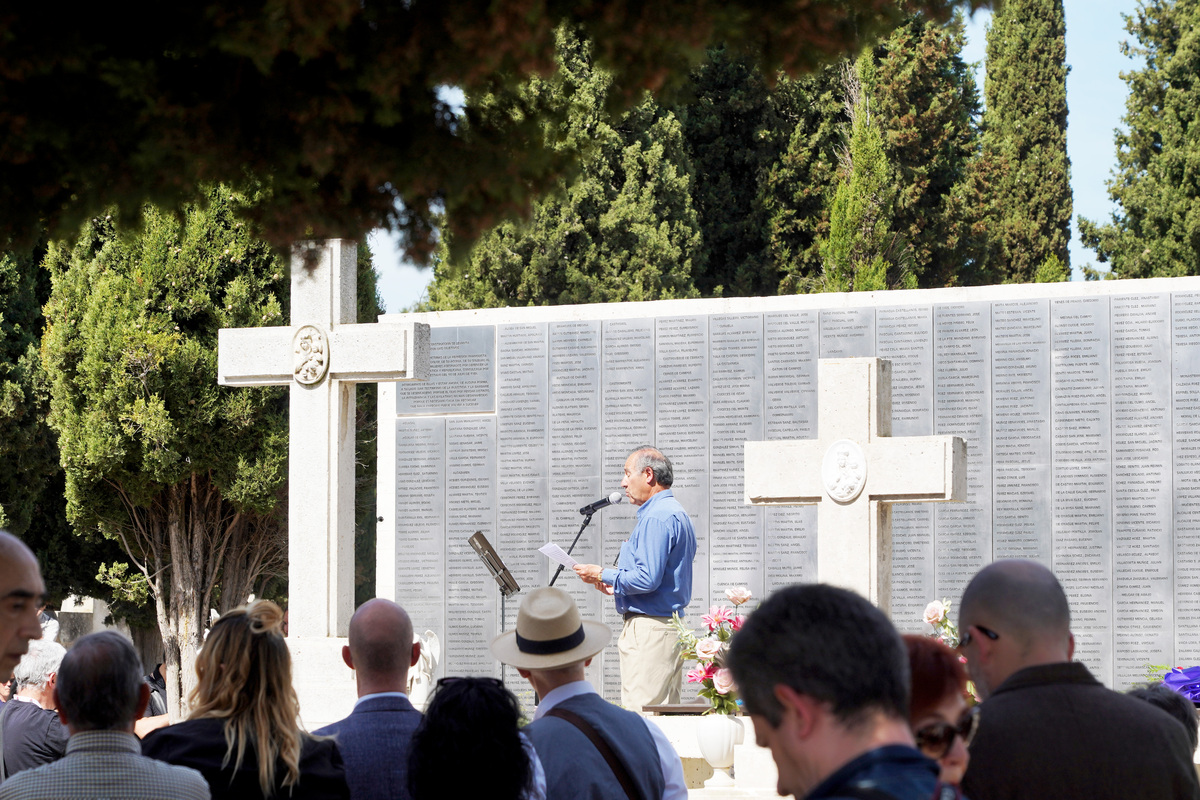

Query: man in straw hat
<box><xmin>491</xmin><ymin>587</ymin><xmax>686</xmax><ymax>800</ymax></box>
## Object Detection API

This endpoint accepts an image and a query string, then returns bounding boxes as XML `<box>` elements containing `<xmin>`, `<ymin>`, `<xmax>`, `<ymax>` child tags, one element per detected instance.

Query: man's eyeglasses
<box><xmin>914</xmin><ymin>706</ymin><xmax>980</xmax><ymax>759</ymax></box>
<box><xmin>957</xmin><ymin>624</ymin><xmax>999</xmax><ymax>649</ymax></box>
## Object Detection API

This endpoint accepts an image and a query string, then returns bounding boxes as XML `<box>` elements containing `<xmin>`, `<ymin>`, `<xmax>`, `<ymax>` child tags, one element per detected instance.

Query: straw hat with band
<box><xmin>490</xmin><ymin>587</ymin><xmax>612</xmax><ymax>670</ymax></box>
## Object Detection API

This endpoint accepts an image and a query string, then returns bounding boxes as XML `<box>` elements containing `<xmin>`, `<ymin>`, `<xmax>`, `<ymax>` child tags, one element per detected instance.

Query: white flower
<box><xmin>923</xmin><ymin>600</ymin><xmax>946</xmax><ymax>626</ymax></box>
<box><xmin>713</xmin><ymin>668</ymin><xmax>736</xmax><ymax>695</ymax></box>
<box><xmin>725</xmin><ymin>586</ymin><xmax>752</xmax><ymax>606</ymax></box>
<box><xmin>695</xmin><ymin>638</ymin><xmax>723</xmax><ymax>661</ymax></box>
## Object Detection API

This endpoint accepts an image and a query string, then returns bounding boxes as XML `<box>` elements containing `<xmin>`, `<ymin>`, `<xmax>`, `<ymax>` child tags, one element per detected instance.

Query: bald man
<box><xmin>957</xmin><ymin>560</ymin><xmax>1200</xmax><ymax>800</ymax></box>
<box><xmin>314</xmin><ymin>599</ymin><xmax>422</xmax><ymax>800</ymax></box>
<box><xmin>0</xmin><ymin>532</ymin><xmax>45</xmax><ymax>676</ymax></box>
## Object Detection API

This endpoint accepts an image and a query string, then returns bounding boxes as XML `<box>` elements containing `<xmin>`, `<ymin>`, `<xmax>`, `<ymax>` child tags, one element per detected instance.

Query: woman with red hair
<box><xmin>903</xmin><ymin>634</ymin><xmax>978</xmax><ymax>788</ymax></box>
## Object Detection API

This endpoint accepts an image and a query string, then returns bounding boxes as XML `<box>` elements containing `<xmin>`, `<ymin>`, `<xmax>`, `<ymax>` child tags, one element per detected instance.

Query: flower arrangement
<box><xmin>670</xmin><ymin>586</ymin><xmax>752</xmax><ymax>715</ymax></box>
<box><xmin>923</xmin><ymin>597</ymin><xmax>982</xmax><ymax>704</ymax></box>
<box><xmin>923</xmin><ymin>598</ymin><xmax>959</xmax><ymax>648</ymax></box>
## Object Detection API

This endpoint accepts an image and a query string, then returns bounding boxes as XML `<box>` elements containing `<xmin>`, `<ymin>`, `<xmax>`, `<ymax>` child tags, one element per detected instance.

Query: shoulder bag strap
<box><xmin>545</xmin><ymin>706</ymin><xmax>643</xmax><ymax>800</ymax></box>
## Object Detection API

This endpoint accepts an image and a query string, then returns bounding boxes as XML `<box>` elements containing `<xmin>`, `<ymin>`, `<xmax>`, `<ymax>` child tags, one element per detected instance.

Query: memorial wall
<box><xmin>377</xmin><ymin>278</ymin><xmax>1200</xmax><ymax>695</ymax></box>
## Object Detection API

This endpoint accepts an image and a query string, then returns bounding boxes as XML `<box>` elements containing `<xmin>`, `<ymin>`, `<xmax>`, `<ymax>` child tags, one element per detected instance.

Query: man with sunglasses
<box><xmin>957</xmin><ymin>560</ymin><xmax>1200</xmax><ymax>800</ymax></box>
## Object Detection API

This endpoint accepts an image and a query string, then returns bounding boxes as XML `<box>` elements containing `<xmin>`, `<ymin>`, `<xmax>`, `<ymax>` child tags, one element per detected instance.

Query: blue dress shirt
<box><xmin>600</xmin><ymin>489</ymin><xmax>696</xmax><ymax>616</ymax></box>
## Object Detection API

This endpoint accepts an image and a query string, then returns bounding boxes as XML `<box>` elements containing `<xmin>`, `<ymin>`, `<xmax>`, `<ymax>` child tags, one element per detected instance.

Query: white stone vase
<box><xmin>696</xmin><ymin>712</ymin><xmax>745</xmax><ymax>786</ymax></box>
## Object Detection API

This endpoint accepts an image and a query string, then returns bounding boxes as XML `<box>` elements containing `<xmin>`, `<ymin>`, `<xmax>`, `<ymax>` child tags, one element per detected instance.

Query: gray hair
<box><xmin>56</xmin><ymin>631</ymin><xmax>144</xmax><ymax>731</ymax></box>
<box><xmin>14</xmin><ymin>639</ymin><xmax>65</xmax><ymax>689</ymax></box>
<box><xmin>629</xmin><ymin>447</ymin><xmax>674</xmax><ymax>487</ymax></box>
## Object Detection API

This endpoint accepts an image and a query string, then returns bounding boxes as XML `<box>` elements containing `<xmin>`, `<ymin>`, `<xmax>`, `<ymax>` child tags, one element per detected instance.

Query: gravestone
<box><xmin>744</xmin><ymin>357</ymin><xmax>966</xmax><ymax>609</ymax></box>
<box><xmin>217</xmin><ymin>239</ymin><xmax>429</xmax><ymax>724</ymax></box>
<box><xmin>380</xmin><ymin>277</ymin><xmax>1200</xmax><ymax>692</ymax></box>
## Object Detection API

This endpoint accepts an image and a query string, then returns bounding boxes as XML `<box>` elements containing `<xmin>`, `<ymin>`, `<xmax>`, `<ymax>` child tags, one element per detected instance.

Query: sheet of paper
<box><xmin>539</xmin><ymin>542</ymin><xmax>578</xmax><ymax>569</ymax></box>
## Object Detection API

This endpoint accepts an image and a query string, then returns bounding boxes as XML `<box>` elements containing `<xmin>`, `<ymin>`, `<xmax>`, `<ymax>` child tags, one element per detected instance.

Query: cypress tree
<box><xmin>678</xmin><ymin>49</ymin><xmax>774</xmax><ymax>297</ymax></box>
<box><xmin>761</xmin><ymin>65</ymin><xmax>846</xmax><ymax>294</ymax></box>
<box><xmin>1079</xmin><ymin>0</ymin><xmax>1200</xmax><ymax>278</ymax></box>
<box><xmin>978</xmin><ymin>0</ymin><xmax>1072</xmax><ymax>283</ymax></box>
<box><xmin>820</xmin><ymin>57</ymin><xmax>915</xmax><ymax>292</ymax></box>
<box><xmin>870</xmin><ymin>14</ymin><xmax>984</xmax><ymax>287</ymax></box>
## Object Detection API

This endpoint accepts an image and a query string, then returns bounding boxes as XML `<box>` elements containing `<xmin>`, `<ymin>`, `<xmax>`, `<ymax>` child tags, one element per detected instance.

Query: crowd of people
<box><xmin>1</xmin><ymin>527</ymin><xmax>1199</xmax><ymax>799</ymax></box>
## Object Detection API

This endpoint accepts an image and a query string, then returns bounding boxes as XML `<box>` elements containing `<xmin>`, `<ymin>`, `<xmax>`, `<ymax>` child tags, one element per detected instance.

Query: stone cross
<box><xmin>218</xmin><ymin>240</ymin><xmax>429</xmax><ymax>638</ymax></box>
<box><xmin>744</xmin><ymin>358</ymin><xmax>966</xmax><ymax>611</ymax></box>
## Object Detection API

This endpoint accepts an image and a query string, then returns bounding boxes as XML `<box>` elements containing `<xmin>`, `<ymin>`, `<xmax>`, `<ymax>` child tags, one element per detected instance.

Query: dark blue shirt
<box><xmin>807</xmin><ymin>745</ymin><xmax>942</xmax><ymax>800</ymax></box>
<box><xmin>600</xmin><ymin>489</ymin><xmax>696</xmax><ymax>616</ymax></box>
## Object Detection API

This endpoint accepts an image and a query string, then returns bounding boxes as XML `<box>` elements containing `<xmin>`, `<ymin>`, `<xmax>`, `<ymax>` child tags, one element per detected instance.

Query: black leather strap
<box><xmin>546</xmin><ymin>706</ymin><xmax>643</xmax><ymax>800</ymax></box>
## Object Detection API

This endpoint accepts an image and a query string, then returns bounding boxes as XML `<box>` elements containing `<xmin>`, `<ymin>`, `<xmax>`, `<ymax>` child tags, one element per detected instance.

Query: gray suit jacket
<box><xmin>0</xmin><ymin>730</ymin><xmax>210</xmax><ymax>800</ymax></box>
<box><xmin>314</xmin><ymin>694</ymin><xmax>422</xmax><ymax>800</ymax></box>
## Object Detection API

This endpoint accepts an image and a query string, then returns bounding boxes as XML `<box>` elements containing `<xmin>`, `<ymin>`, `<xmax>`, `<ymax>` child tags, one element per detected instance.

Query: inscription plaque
<box><xmin>877</xmin><ymin>306</ymin><xmax>935</xmax><ymax>630</ymax></box>
<box><xmin>656</xmin><ymin>317</ymin><xmax>710</xmax><ymax>620</ymax></box>
<box><xmin>1174</xmin><ymin>293</ymin><xmax>1200</xmax><ymax>664</ymax></box>
<box><xmin>444</xmin><ymin>417</ymin><xmax>498</xmax><ymax>678</ymax></box>
<box><xmin>1112</xmin><ymin>295</ymin><xmax>1172</xmax><ymax>685</ymax></box>
<box><xmin>393</xmin><ymin>417</ymin><xmax>446</xmax><ymax>673</ymax></box>
<box><xmin>397</xmin><ymin>326</ymin><xmax>495</xmax><ymax>415</ymax></box>
<box><xmin>934</xmin><ymin>303</ymin><xmax>992</xmax><ymax>605</ymax></box>
<box><xmin>821</xmin><ymin>308</ymin><xmax>875</xmax><ymax>358</ymax></box>
<box><xmin>1051</xmin><ymin>296</ymin><xmax>1113</xmax><ymax>685</ymax></box>
<box><xmin>991</xmin><ymin>300</ymin><xmax>1051</xmax><ymax>564</ymax></box>
<box><xmin>709</xmin><ymin>314</ymin><xmax>765</xmax><ymax>599</ymax></box>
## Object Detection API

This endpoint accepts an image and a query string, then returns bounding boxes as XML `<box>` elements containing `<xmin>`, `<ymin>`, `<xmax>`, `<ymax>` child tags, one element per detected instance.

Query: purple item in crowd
<box><xmin>1161</xmin><ymin>666</ymin><xmax>1200</xmax><ymax>704</ymax></box>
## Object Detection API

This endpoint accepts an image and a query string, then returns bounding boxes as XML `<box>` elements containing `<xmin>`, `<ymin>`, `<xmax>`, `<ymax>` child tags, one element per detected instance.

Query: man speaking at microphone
<box><xmin>574</xmin><ymin>446</ymin><xmax>696</xmax><ymax>712</ymax></box>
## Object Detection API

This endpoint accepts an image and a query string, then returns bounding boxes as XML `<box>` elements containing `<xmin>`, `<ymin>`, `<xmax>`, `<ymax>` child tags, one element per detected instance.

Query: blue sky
<box><xmin>373</xmin><ymin>1</ymin><xmax>1141</xmax><ymax>312</ymax></box>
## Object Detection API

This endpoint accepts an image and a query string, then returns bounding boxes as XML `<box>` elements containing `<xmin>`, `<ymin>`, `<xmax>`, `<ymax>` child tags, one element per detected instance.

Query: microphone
<box><xmin>579</xmin><ymin>491</ymin><xmax>624</xmax><ymax>516</ymax></box>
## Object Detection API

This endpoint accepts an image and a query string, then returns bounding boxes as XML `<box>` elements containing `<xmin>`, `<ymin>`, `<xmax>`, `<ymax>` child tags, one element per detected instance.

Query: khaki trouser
<box><xmin>618</xmin><ymin>614</ymin><xmax>683</xmax><ymax>712</ymax></box>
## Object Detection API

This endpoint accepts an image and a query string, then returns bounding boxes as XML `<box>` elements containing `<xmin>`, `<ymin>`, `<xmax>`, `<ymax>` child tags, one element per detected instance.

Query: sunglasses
<box><xmin>915</xmin><ymin>706</ymin><xmax>980</xmax><ymax>759</ymax></box>
<box><xmin>957</xmin><ymin>624</ymin><xmax>999</xmax><ymax>649</ymax></box>
<box><xmin>436</xmin><ymin>676</ymin><xmax>504</xmax><ymax>689</ymax></box>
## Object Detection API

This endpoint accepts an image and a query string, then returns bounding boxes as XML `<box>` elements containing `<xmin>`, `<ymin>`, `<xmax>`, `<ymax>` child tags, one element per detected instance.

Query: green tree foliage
<box><xmin>679</xmin><ymin>49</ymin><xmax>775</xmax><ymax>297</ymax></box>
<box><xmin>0</xmin><ymin>243</ymin><xmax>57</xmax><ymax>535</ymax></box>
<box><xmin>0</xmin><ymin>0</ymin><xmax>985</xmax><ymax>263</ymax></box>
<box><xmin>354</xmin><ymin>247</ymin><xmax>384</xmax><ymax>606</ymax></box>
<box><xmin>41</xmin><ymin>187</ymin><xmax>291</xmax><ymax>714</ymax></box>
<box><xmin>1034</xmin><ymin>252</ymin><xmax>1069</xmax><ymax>282</ymax></box>
<box><xmin>978</xmin><ymin>0</ymin><xmax>1072</xmax><ymax>282</ymax></box>
<box><xmin>0</xmin><ymin>242</ymin><xmax>131</xmax><ymax>610</ymax></box>
<box><xmin>1079</xmin><ymin>0</ymin><xmax>1200</xmax><ymax>278</ymax></box>
<box><xmin>820</xmin><ymin>59</ymin><xmax>915</xmax><ymax>293</ymax></box>
<box><xmin>423</xmin><ymin>31</ymin><xmax>702</xmax><ymax>309</ymax></box>
<box><xmin>870</xmin><ymin>14</ymin><xmax>984</xmax><ymax>287</ymax></box>
<box><xmin>763</xmin><ymin>66</ymin><xmax>847</xmax><ymax>294</ymax></box>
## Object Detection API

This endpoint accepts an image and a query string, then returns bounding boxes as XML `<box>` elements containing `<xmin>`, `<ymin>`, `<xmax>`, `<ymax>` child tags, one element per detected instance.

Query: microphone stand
<box><xmin>550</xmin><ymin>512</ymin><xmax>594</xmax><ymax>586</ymax></box>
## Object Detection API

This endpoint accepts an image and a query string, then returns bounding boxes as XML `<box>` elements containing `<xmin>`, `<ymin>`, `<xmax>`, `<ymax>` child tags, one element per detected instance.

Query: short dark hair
<box><xmin>630</xmin><ymin>447</ymin><xmax>673</xmax><ymax>487</ymax></box>
<box><xmin>408</xmin><ymin>678</ymin><xmax>531</xmax><ymax>800</ymax></box>
<box><xmin>56</xmin><ymin>631</ymin><xmax>143</xmax><ymax>731</ymax></box>
<box><xmin>727</xmin><ymin>584</ymin><xmax>909</xmax><ymax>728</ymax></box>
<box><xmin>1127</xmin><ymin>683</ymin><xmax>1199</xmax><ymax>752</ymax></box>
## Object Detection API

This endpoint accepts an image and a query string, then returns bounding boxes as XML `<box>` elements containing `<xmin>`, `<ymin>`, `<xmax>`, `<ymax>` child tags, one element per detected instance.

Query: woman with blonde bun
<box><xmin>143</xmin><ymin>600</ymin><xmax>350</xmax><ymax>799</ymax></box>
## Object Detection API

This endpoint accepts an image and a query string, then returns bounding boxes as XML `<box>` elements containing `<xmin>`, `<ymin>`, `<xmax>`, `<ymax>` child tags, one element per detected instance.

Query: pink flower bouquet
<box><xmin>669</xmin><ymin>587</ymin><xmax>753</xmax><ymax>715</ymax></box>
